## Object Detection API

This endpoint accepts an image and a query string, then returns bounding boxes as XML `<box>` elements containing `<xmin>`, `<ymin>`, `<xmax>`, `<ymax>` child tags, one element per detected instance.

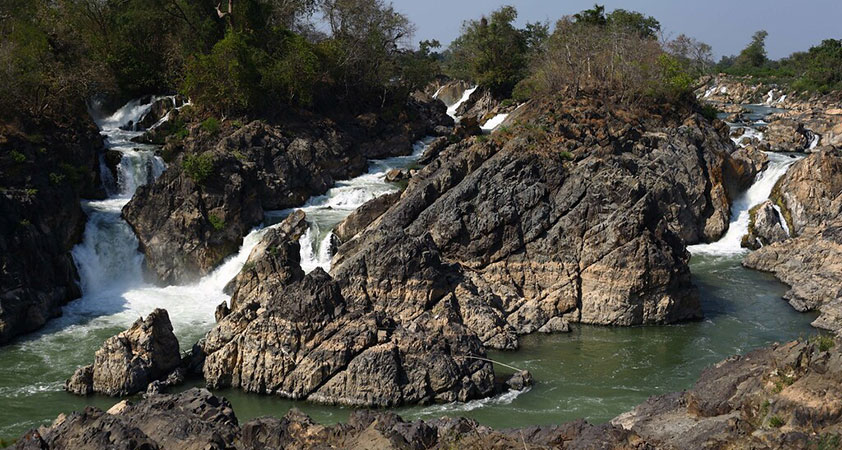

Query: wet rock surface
<box><xmin>22</xmin><ymin>338</ymin><xmax>842</xmax><ymax>449</ymax></box>
<box><xmin>742</xmin><ymin>200</ymin><xmax>789</xmax><ymax>249</ymax></box>
<box><xmin>0</xmin><ymin>114</ymin><xmax>105</xmax><ymax>345</ymax></box>
<box><xmin>65</xmin><ymin>309</ymin><xmax>181</xmax><ymax>397</ymax></box>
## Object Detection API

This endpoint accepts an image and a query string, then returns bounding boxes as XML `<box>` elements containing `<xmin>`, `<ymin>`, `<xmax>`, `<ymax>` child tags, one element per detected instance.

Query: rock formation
<box><xmin>19</xmin><ymin>337</ymin><xmax>842</xmax><ymax>449</ymax></box>
<box><xmin>329</xmin><ymin>94</ymin><xmax>749</xmax><ymax>350</ymax></box>
<box><xmin>742</xmin><ymin>200</ymin><xmax>790</xmax><ymax>249</ymax></box>
<box><xmin>123</xmin><ymin>97</ymin><xmax>452</xmax><ymax>284</ymax></box>
<box><xmin>0</xmin><ymin>113</ymin><xmax>105</xmax><ymax>345</ymax></box>
<box><xmin>201</xmin><ymin>213</ymin><xmax>499</xmax><ymax>407</ymax></box>
<box><xmin>66</xmin><ymin>309</ymin><xmax>181</xmax><ymax>396</ymax></box>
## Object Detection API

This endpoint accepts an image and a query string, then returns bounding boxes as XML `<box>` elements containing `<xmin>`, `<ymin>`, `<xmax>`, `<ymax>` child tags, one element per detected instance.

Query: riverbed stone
<box><xmin>742</xmin><ymin>200</ymin><xmax>789</xmax><ymax>249</ymax></box>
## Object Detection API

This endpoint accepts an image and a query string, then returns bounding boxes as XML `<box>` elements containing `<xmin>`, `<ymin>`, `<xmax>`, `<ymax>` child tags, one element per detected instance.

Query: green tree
<box><xmin>182</xmin><ymin>30</ymin><xmax>260</xmax><ymax>116</ymax></box>
<box><xmin>606</xmin><ymin>9</ymin><xmax>660</xmax><ymax>39</ymax></box>
<box><xmin>735</xmin><ymin>30</ymin><xmax>769</xmax><ymax>69</ymax></box>
<box><xmin>445</xmin><ymin>6</ymin><xmax>530</xmax><ymax>97</ymax></box>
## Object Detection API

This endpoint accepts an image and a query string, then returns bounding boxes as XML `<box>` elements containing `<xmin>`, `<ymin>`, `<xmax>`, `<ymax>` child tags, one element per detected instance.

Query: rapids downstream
<box><xmin>0</xmin><ymin>100</ymin><xmax>819</xmax><ymax>439</ymax></box>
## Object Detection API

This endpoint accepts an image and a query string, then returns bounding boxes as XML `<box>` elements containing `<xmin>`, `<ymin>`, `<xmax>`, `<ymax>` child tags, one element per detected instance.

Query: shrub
<box><xmin>201</xmin><ymin>117</ymin><xmax>220</xmax><ymax>135</ymax></box>
<box><xmin>701</xmin><ymin>104</ymin><xmax>720</xmax><ymax>122</ymax></box>
<box><xmin>182</xmin><ymin>153</ymin><xmax>214</xmax><ymax>184</ymax></box>
<box><xmin>49</xmin><ymin>172</ymin><xmax>65</xmax><ymax>185</ymax></box>
<box><xmin>768</xmin><ymin>415</ymin><xmax>785</xmax><ymax>428</ymax></box>
<box><xmin>812</xmin><ymin>334</ymin><xmax>836</xmax><ymax>352</ymax></box>
<box><xmin>9</xmin><ymin>150</ymin><xmax>26</xmax><ymax>163</ymax></box>
<box><xmin>558</xmin><ymin>151</ymin><xmax>575</xmax><ymax>161</ymax></box>
<box><xmin>208</xmin><ymin>214</ymin><xmax>225</xmax><ymax>231</ymax></box>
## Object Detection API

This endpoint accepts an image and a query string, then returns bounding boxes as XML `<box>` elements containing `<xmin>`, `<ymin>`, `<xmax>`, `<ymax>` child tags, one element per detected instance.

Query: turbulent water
<box><xmin>0</xmin><ymin>98</ymin><xmax>819</xmax><ymax>439</ymax></box>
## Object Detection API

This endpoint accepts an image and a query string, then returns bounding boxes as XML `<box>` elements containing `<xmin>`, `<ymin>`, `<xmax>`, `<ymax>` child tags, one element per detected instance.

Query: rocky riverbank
<box><xmin>122</xmin><ymin>94</ymin><xmax>452</xmax><ymax>285</ymax></box>
<box><xmin>16</xmin><ymin>336</ymin><xmax>841</xmax><ymax>449</ymax></box>
<box><xmin>0</xmin><ymin>112</ymin><xmax>105</xmax><ymax>344</ymax></box>
<box><xmin>744</xmin><ymin>147</ymin><xmax>842</xmax><ymax>335</ymax></box>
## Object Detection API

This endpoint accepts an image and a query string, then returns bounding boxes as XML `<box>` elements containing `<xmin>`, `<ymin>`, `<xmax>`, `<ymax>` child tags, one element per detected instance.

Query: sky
<box><xmin>390</xmin><ymin>0</ymin><xmax>842</xmax><ymax>60</ymax></box>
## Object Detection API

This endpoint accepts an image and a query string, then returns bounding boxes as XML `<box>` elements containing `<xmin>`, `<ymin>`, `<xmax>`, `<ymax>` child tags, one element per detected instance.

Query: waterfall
<box><xmin>292</xmin><ymin>138</ymin><xmax>433</xmax><ymax>274</ymax></box>
<box><xmin>689</xmin><ymin>152</ymin><xmax>801</xmax><ymax>256</ymax></box>
<box><xmin>446</xmin><ymin>86</ymin><xmax>478</xmax><ymax>120</ymax></box>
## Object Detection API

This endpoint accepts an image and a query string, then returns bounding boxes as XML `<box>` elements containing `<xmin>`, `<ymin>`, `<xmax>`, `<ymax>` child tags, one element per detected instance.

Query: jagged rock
<box><xmin>538</xmin><ymin>317</ymin><xmax>570</xmax><ymax>334</ymax></box>
<box><xmin>812</xmin><ymin>298</ymin><xmax>842</xmax><ymax>336</ymax></box>
<box><xmin>333</xmin><ymin>192</ymin><xmax>400</xmax><ymax>243</ymax></box>
<box><xmin>124</xmin><ymin>96</ymin><xmax>451</xmax><ymax>284</ymax></box>
<box><xmin>65</xmin><ymin>309</ymin><xmax>181</xmax><ymax>396</ymax></box>
<box><xmin>0</xmin><ymin>113</ymin><xmax>105</xmax><ymax>345</ymax></box>
<box><xmin>224</xmin><ymin>210</ymin><xmax>308</xmax><ymax>310</ymax></box>
<box><xmin>417</xmin><ymin>136</ymin><xmax>450</xmax><ymax>165</ymax></box>
<box><xmin>330</xmin><ymin>95</ymin><xmax>745</xmax><ymax>349</ymax></box>
<box><xmin>202</xmin><ymin>264</ymin><xmax>496</xmax><ymax>407</ymax></box>
<box><xmin>742</xmin><ymin>200</ymin><xmax>789</xmax><ymax>249</ymax></box>
<box><xmin>384</xmin><ymin>168</ymin><xmax>410</xmax><ymax>183</ymax></box>
<box><xmin>17</xmin><ymin>389</ymin><xmax>239</xmax><ymax>450</ymax></box>
<box><xmin>613</xmin><ymin>338</ymin><xmax>842</xmax><ymax>449</ymax></box>
<box><xmin>505</xmin><ymin>370</ymin><xmax>534</xmax><ymax>390</ymax></box>
<box><xmin>744</xmin><ymin>221</ymin><xmax>842</xmax><ymax>315</ymax></box>
<box><xmin>432</xmin><ymin>79</ymin><xmax>473</xmax><ymax>107</ymax></box>
<box><xmin>764</xmin><ymin>119</ymin><xmax>813</xmax><ymax>152</ymax></box>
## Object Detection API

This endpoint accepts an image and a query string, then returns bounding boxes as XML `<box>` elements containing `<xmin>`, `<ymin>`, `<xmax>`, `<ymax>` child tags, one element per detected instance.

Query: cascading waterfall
<box><xmin>292</xmin><ymin>138</ymin><xmax>433</xmax><ymax>273</ymax></box>
<box><xmin>690</xmin><ymin>103</ymin><xmax>803</xmax><ymax>256</ymax></box>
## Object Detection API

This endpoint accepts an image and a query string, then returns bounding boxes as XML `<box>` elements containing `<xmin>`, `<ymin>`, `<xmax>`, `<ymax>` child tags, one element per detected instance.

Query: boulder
<box><xmin>741</xmin><ymin>200</ymin><xmax>789</xmax><ymax>249</ymax></box>
<box><xmin>764</xmin><ymin>119</ymin><xmax>812</xmax><ymax>152</ymax></box>
<box><xmin>333</xmin><ymin>192</ymin><xmax>400</xmax><ymax>243</ymax></box>
<box><xmin>812</xmin><ymin>298</ymin><xmax>842</xmax><ymax>336</ymax></box>
<box><xmin>65</xmin><ymin>309</ymin><xmax>181</xmax><ymax>396</ymax></box>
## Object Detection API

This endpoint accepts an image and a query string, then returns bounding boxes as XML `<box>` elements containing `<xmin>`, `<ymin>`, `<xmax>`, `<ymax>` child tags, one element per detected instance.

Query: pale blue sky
<box><xmin>391</xmin><ymin>0</ymin><xmax>842</xmax><ymax>59</ymax></box>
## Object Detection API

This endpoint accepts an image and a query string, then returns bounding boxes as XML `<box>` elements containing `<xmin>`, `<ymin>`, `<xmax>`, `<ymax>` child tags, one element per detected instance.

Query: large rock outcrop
<box><xmin>329</xmin><ymin>94</ymin><xmax>748</xmax><ymax>350</ymax></box>
<box><xmin>201</xmin><ymin>214</ymin><xmax>497</xmax><ymax>407</ymax></box>
<box><xmin>0</xmin><ymin>114</ymin><xmax>105</xmax><ymax>345</ymax></box>
<box><xmin>123</xmin><ymin>97</ymin><xmax>452</xmax><ymax>285</ymax></box>
<box><xmin>66</xmin><ymin>309</ymin><xmax>181</xmax><ymax>396</ymax></box>
<box><xmin>744</xmin><ymin>148</ymin><xmax>842</xmax><ymax>329</ymax></box>
<box><xmin>19</xmin><ymin>337</ymin><xmax>842</xmax><ymax>449</ymax></box>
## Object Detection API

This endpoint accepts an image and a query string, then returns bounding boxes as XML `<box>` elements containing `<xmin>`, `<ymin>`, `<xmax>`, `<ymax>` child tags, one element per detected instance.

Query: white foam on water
<box><xmin>809</xmin><ymin>133</ymin><xmax>820</xmax><ymax>150</ymax></box>
<box><xmin>481</xmin><ymin>113</ymin><xmax>509</xmax><ymax>132</ymax></box>
<box><xmin>414</xmin><ymin>387</ymin><xmax>531</xmax><ymax>416</ymax></box>
<box><xmin>731</xmin><ymin>126</ymin><xmax>764</xmax><ymax>148</ymax></box>
<box><xmin>689</xmin><ymin>152</ymin><xmax>801</xmax><ymax>256</ymax></box>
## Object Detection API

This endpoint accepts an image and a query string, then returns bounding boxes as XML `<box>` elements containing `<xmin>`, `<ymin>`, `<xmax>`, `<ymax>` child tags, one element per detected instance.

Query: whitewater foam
<box><xmin>689</xmin><ymin>152</ymin><xmax>801</xmax><ymax>256</ymax></box>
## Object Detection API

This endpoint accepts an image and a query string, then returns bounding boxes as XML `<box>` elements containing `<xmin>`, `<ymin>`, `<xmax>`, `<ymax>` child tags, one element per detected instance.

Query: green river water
<box><xmin>0</xmin><ymin>253</ymin><xmax>818</xmax><ymax>439</ymax></box>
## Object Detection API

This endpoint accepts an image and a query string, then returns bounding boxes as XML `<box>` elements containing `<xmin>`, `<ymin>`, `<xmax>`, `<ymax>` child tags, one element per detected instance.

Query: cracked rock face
<box><xmin>742</xmin><ymin>200</ymin><xmax>789</xmax><ymax>249</ymax></box>
<box><xmin>65</xmin><ymin>309</ymin><xmax>181</xmax><ymax>397</ymax></box>
<box><xmin>200</xmin><ymin>214</ymin><xmax>495</xmax><ymax>407</ymax></box>
<box><xmin>331</xmin><ymin>95</ymin><xmax>745</xmax><ymax>349</ymax></box>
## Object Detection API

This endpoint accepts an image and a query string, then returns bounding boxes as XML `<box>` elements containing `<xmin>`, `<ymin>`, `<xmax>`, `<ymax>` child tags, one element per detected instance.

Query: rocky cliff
<box><xmin>0</xmin><ymin>114</ymin><xmax>104</xmax><ymax>344</ymax></box>
<box><xmin>329</xmin><ymin>93</ymin><xmax>750</xmax><ymax>350</ymax></box>
<box><xmin>17</xmin><ymin>337</ymin><xmax>842</xmax><ymax>449</ymax></box>
<box><xmin>123</xmin><ymin>95</ymin><xmax>452</xmax><ymax>285</ymax></box>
